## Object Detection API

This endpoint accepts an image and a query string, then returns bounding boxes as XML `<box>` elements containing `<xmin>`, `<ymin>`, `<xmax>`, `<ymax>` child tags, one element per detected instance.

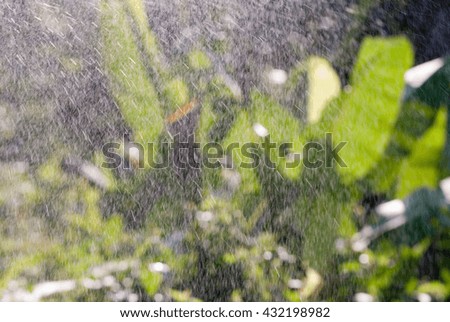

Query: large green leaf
<box><xmin>368</xmin><ymin>57</ymin><xmax>449</xmax><ymax>191</ymax></box>
<box><xmin>396</xmin><ymin>107</ymin><xmax>447</xmax><ymax>198</ymax></box>
<box><xmin>100</xmin><ymin>0</ymin><xmax>163</xmax><ymax>144</ymax></box>
<box><xmin>332</xmin><ymin>37</ymin><xmax>414</xmax><ymax>182</ymax></box>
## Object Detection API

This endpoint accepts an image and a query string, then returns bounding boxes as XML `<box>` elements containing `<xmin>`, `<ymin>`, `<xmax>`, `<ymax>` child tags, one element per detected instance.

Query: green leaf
<box><xmin>396</xmin><ymin>107</ymin><xmax>447</xmax><ymax>198</ymax></box>
<box><xmin>417</xmin><ymin>281</ymin><xmax>449</xmax><ymax>301</ymax></box>
<box><xmin>140</xmin><ymin>270</ymin><xmax>162</xmax><ymax>296</ymax></box>
<box><xmin>368</xmin><ymin>57</ymin><xmax>449</xmax><ymax>191</ymax></box>
<box><xmin>332</xmin><ymin>37</ymin><xmax>414</xmax><ymax>183</ymax></box>
<box><xmin>249</xmin><ymin>92</ymin><xmax>303</xmax><ymax>179</ymax></box>
<box><xmin>100</xmin><ymin>0</ymin><xmax>163</xmax><ymax>144</ymax></box>
<box><xmin>307</xmin><ymin>57</ymin><xmax>341</xmax><ymax>124</ymax></box>
<box><xmin>163</xmin><ymin>78</ymin><xmax>190</xmax><ymax>111</ymax></box>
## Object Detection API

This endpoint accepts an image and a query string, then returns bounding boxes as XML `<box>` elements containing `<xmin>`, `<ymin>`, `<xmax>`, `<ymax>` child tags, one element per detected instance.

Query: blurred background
<box><xmin>0</xmin><ymin>0</ymin><xmax>449</xmax><ymax>301</ymax></box>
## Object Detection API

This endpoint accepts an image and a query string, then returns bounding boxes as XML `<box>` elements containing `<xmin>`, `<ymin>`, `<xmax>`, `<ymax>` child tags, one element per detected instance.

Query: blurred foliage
<box><xmin>0</xmin><ymin>0</ymin><xmax>449</xmax><ymax>302</ymax></box>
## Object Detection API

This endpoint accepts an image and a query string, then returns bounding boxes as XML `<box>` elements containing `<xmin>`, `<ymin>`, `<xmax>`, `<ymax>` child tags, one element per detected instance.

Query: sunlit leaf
<box><xmin>332</xmin><ymin>37</ymin><xmax>414</xmax><ymax>182</ymax></box>
<box><xmin>100</xmin><ymin>0</ymin><xmax>163</xmax><ymax>144</ymax></box>
<box><xmin>307</xmin><ymin>57</ymin><xmax>341</xmax><ymax>123</ymax></box>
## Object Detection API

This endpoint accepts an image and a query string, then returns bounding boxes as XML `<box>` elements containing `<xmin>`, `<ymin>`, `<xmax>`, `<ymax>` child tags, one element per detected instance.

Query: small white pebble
<box><xmin>149</xmin><ymin>262</ymin><xmax>170</xmax><ymax>274</ymax></box>
<box><xmin>267</xmin><ymin>69</ymin><xmax>288</xmax><ymax>85</ymax></box>
<box><xmin>277</xmin><ymin>247</ymin><xmax>295</xmax><ymax>263</ymax></box>
<box><xmin>253</xmin><ymin>123</ymin><xmax>269</xmax><ymax>138</ymax></box>
<box><xmin>102</xmin><ymin>275</ymin><xmax>116</xmax><ymax>287</ymax></box>
<box><xmin>114</xmin><ymin>290</ymin><xmax>128</xmax><ymax>301</ymax></box>
<box><xmin>122</xmin><ymin>277</ymin><xmax>133</xmax><ymax>289</ymax></box>
<box><xmin>287</xmin><ymin>279</ymin><xmax>303</xmax><ymax>289</ymax></box>
<box><xmin>359</xmin><ymin>253</ymin><xmax>370</xmax><ymax>265</ymax></box>
<box><xmin>196</xmin><ymin>211</ymin><xmax>214</xmax><ymax>223</ymax></box>
<box><xmin>354</xmin><ymin>292</ymin><xmax>374</xmax><ymax>302</ymax></box>
<box><xmin>263</xmin><ymin>251</ymin><xmax>273</xmax><ymax>261</ymax></box>
<box><xmin>440</xmin><ymin>177</ymin><xmax>450</xmax><ymax>204</ymax></box>
<box><xmin>352</xmin><ymin>239</ymin><xmax>369</xmax><ymax>252</ymax></box>
<box><xmin>417</xmin><ymin>293</ymin><xmax>432</xmax><ymax>302</ymax></box>
<box><xmin>128</xmin><ymin>293</ymin><xmax>139</xmax><ymax>302</ymax></box>
<box><xmin>154</xmin><ymin>293</ymin><xmax>164</xmax><ymax>302</ymax></box>
<box><xmin>335</xmin><ymin>238</ymin><xmax>346</xmax><ymax>252</ymax></box>
<box><xmin>82</xmin><ymin>278</ymin><xmax>102</xmax><ymax>290</ymax></box>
